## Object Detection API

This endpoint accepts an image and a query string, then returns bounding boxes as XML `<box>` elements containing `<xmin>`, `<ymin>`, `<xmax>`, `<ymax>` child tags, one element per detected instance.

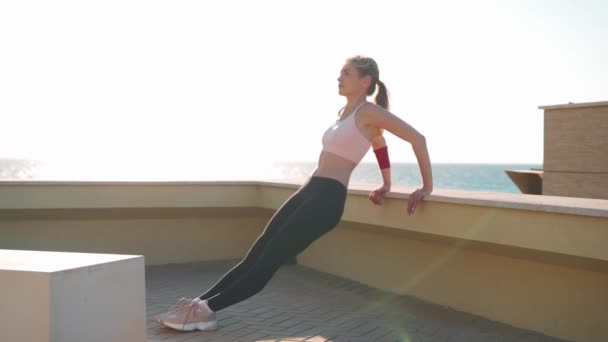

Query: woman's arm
<box><xmin>364</xmin><ymin>105</ymin><xmax>433</xmax><ymax>193</ymax></box>
<box><xmin>363</xmin><ymin>104</ymin><xmax>432</xmax><ymax>215</ymax></box>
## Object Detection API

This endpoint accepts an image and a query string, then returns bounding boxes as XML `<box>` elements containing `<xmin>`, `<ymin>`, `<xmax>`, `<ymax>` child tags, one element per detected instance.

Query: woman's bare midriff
<box><xmin>311</xmin><ymin>151</ymin><xmax>358</xmax><ymax>187</ymax></box>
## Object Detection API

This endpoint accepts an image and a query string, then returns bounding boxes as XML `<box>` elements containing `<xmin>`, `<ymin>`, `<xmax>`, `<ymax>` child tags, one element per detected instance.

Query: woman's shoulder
<box><xmin>359</xmin><ymin>102</ymin><xmax>389</xmax><ymax>118</ymax></box>
<box><xmin>361</xmin><ymin>101</ymin><xmax>387</xmax><ymax>112</ymax></box>
<box><xmin>359</xmin><ymin>102</ymin><xmax>403</xmax><ymax>128</ymax></box>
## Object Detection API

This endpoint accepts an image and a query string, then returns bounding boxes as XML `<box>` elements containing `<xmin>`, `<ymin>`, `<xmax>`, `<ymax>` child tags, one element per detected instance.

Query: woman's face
<box><xmin>337</xmin><ymin>62</ymin><xmax>368</xmax><ymax>97</ymax></box>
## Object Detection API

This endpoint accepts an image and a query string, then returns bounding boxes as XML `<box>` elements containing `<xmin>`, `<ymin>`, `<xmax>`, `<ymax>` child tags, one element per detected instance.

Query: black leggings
<box><xmin>198</xmin><ymin>176</ymin><xmax>347</xmax><ymax>312</ymax></box>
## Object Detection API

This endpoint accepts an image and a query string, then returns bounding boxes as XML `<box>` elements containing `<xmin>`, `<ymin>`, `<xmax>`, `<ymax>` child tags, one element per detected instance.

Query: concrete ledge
<box><xmin>0</xmin><ymin>249</ymin><xmax>146</xmax><ymax>342</ymax></box>
<box><xmin>1</xmin><ymin>179</ymin><xmax>606</xmax><ymax>217</ymax></box>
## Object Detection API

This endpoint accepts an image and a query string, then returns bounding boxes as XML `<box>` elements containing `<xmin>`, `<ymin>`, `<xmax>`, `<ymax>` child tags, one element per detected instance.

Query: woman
<box><xmin>155</xmin><ymin>55</ymin><xmax>433</xmax><ymax>331</ymax></box>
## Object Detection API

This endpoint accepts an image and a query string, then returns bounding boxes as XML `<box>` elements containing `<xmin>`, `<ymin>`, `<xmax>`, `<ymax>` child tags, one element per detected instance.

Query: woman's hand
<box><xmin>369</xmin><ymin>185</ymin><xmax>391</xmax><ymax>205</ymax></box>
<box><xmin>407</xmin><ymin>187</ymin><xmax>432</xmax><ymax>216</ymax></box>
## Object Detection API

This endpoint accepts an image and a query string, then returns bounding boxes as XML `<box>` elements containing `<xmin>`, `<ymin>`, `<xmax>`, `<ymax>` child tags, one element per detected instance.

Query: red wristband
<box><xmin>374</xmin><ymin>146</ymin><xmax>390</xmax><ymax>169</ymax></box>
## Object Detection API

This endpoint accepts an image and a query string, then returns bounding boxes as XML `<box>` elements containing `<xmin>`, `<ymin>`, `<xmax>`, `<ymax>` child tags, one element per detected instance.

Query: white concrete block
<box><xmin>0</xmin><ymin>249</ymin><xmax>146</xmax><ymax>342</ymax></box>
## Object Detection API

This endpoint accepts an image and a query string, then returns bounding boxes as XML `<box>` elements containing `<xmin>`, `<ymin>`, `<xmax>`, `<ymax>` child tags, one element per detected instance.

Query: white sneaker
<box><xmin>155</xmin><ymin>297</ymin><xmax>218</xmax><ymax>331</ymax></box>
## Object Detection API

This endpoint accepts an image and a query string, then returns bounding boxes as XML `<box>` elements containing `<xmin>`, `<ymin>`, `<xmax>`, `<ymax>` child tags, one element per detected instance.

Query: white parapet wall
<box><xmin>1</xmin><ymin>180</ymin><xmax>607</xmax><ymax>341</ymax></box>
<box><xmin>0</xmin><ymin>249</ymin><xmax>146</xmax><ymax>342</ymax></box>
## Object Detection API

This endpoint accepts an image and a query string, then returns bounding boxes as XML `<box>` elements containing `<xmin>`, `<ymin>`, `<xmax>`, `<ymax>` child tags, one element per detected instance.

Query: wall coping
<box><xmin>1</xmin><ymin>179</ymin><xmax>607</xmax><ymax>218</ymax></box>
<box><xmin>538</xmin><ymin>100</ymin><xmax>608</xmax><ymax>110</ymax></box>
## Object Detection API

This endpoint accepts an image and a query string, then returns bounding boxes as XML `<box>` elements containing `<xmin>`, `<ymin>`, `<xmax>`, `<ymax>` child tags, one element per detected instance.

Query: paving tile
<box><xmin>146</xmin><ymin>259</ymin><xmax>570</xmax><ymax>342</ymax></box>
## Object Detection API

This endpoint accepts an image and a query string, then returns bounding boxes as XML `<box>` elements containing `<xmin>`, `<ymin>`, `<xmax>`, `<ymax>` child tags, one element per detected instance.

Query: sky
<box><xmin>1</xmin><ymin>0</ymin><xmax>607</xmax><ymax>168</ymax></box>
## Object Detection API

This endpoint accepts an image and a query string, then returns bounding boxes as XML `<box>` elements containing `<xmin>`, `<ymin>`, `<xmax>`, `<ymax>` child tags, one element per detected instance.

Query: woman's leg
<box><xmin>197</xmin><ymin>184</ymin><xmax>309</xmax><ymax>300</ymax></box>
<box><xmin>205</xmin><ymin>179</ymin><xmax>346</xmax><ymax>311</ymax></box>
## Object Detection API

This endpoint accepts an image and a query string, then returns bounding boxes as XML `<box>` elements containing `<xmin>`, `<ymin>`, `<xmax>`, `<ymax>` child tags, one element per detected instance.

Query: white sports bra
<box><xmin>321</xmin><ymin>102</ymin><xmax>372</xmax><ymax>163</ymax></box>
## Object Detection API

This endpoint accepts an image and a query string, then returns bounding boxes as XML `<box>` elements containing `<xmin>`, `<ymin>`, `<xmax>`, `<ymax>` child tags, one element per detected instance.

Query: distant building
<box><xmin>506</xmin><ymin>101</ymin><xmax>608</xmax><ymax>200</ymax></box>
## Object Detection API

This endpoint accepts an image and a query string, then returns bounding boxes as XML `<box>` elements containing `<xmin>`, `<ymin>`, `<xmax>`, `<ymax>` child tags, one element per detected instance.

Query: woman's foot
<box><xmin>154</xmin><ymin>297</ymin><xmax>191</xmax><ymax>324</ymax></box>
<box><xmin>154</xmin><ymin>298</ymin><xmax>218</xmax><ymax>331</ymax></box>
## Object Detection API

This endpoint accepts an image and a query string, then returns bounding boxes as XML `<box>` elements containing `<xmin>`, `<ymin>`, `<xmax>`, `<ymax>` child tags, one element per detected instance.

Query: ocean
<box><xmin>0</xmin><ymin>158</ymin><xmax>541</xmax><ymax>194</ymax></box>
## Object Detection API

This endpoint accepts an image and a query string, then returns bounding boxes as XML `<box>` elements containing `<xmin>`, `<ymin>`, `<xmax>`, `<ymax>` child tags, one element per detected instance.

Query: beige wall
<box><xmin>299</xmin><ymin>223</ymin><xmax>608</xmax><ymax>342</ymax></box>
<box><xmin>543</xmin><ymin>171</ymin><xmax>608</xmax><ymax>199</ymax></box>
<box><xmin>0</xmin><ymin>214</ymin><xmax>267</xmax><ymax>265</ymax></box>
<box><xmin>1</xmin><ymin>180</ymin><xmax>607</xmax><ymax>341</ymax></box>
<box><xmin>0</xmin><ymin>181</ymin><xmax>268</xmax><ymax>265</ymax></box>
<box><xmin>542</xmin><ymin>102</ymin><xmax>608</xmax><ymax>199</ymax></box>
<box><xmin>544</xmin><ymin>105</ymin><xmax>608</xmax><ymax>173</ymax></box>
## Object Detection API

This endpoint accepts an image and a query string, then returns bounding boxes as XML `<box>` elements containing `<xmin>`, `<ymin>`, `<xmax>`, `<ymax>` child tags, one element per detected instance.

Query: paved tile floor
<box><xmin>146</xmin><ymin>260</ymin><xmax>569</xmax><ymax>342</ymax></box>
